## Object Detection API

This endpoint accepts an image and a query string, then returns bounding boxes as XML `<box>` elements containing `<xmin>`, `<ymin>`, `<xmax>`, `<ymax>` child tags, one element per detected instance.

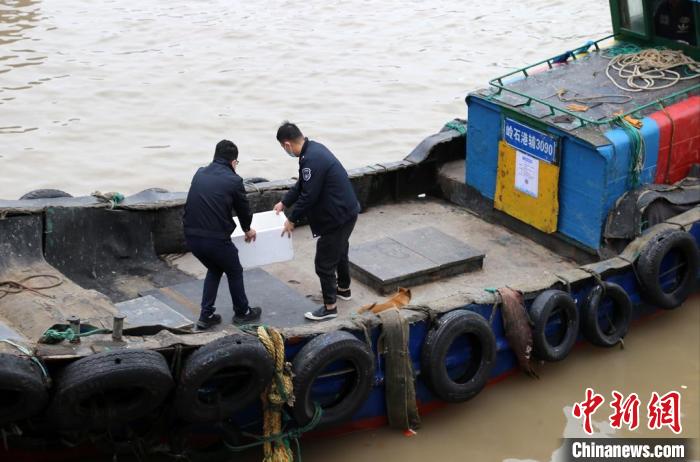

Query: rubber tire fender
<box><xmin>0</xmin><ymin>353</ymin><xmax>49</xmax><ymax>425</ymax></box>
<box><xmin>175</xmin><ymin>334</ymin><xmax>274</xmax><ymax>423</ymax></box>
<box><xmin>19</xmin><ymin>189</ymin><xmax>72</xmax><ymax>200</ymax></box>
<box><xmin>244</xmin><ymin>177</ymin><xmax>269</xmax><ymax>184</ymax></box>
<box><xmin>530</xmin><ymin>290</ymin><xmax>579</xmax><ymax>362</ymax></box>
<box><xmin>636</xmin><ymin>229</ymin><xmax>699</xmax><ymax>310</ymax></box>
<box><xmin>420</xmin><ymin>309</ymin><xmax>496</xmax><ymax>403</ymax></box>
<box><xmin>292</xmin><ymin>330</ymin><xmax>375</xmax><ymax>427</ymax></box>
<box><xmin>48</xmin><ymin>349</ymin><xmax>173</xmax><ymax>430</ymax></box>
<box><xmin>581</xmin><ymin>282</ymin><xmax>632</xmax><ymax>347</ymax></box>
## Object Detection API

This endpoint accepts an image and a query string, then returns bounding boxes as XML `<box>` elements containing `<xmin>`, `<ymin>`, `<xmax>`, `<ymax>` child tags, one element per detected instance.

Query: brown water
<box><xmin>1</xmin><ymin>0</ymin><xmax>610</xmax><ymax>199</ymax></box>
<box><xmin>2</xmin><ymin>2</ymin><xmax>699</xmax><ymax>461</ymax></box>
<box><xmin>288</xmin><ymin>297</ymin><xmax>699</xmax><ymax>462</ymax></box>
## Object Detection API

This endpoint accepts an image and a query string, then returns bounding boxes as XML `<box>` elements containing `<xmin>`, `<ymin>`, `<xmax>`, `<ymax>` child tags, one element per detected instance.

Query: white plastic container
<box><xmin>232</xmin><ymin>211</ymin><xmax>294</xmax><ymax>268</ymax></box>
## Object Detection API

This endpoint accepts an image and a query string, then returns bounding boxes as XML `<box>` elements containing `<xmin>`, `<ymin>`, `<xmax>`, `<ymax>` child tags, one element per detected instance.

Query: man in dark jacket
<box><xmin>183</xmin><ymin>140</ymin><xmax>261</xmax><ymax>329</ymax></box>
<box><xmin>273</xmin><ymin>122</ymin><xmax>360</xmax><ymax>321</ymax></box>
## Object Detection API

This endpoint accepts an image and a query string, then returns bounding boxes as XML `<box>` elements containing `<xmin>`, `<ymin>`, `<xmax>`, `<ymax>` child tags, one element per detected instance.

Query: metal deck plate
<box><xmin>115</xmin><ymin>295</ymin><xmax>194</xmax><ymax>330</ymax></box>
<box><xmin>140</xmin><ymin>267</ymin><xmax>318</xmax><ymax>329</ymax></box>
<box><xmin>349</xmin><ymin>226</ymin><xmax>484</xmax><ymax>294</ymax></box>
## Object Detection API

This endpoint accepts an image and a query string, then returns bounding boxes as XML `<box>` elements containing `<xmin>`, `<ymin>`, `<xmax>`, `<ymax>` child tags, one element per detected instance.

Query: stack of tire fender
<box><xmin>0</xmin><ymin>230</ymin><xmax>697</xmax><ymax>431</ymax></box>
<box><xmin>418</xmin><ymin>229</ymin><xmax>699</xmax><ymax>404</ymax></box>
<box><xmin>526</xmin><ymin>229</ymin><xmax>699</xmax><ymax>365</ymax></box>
<box><xmin>175</xmin><ymin>330</ymin><xmax>375</xmax><ymax>427</ymax></box>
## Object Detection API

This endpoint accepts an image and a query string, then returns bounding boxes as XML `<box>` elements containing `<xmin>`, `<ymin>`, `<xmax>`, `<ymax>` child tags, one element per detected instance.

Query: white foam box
<box><xmin>232</xmin><ymin>210</ymin><xmax>294</xmax><ymax>268</ymax></box>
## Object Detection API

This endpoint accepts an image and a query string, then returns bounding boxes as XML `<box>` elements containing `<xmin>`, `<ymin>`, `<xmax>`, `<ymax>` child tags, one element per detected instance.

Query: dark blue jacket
<box><xmin>282</xmin><ymin>139</ymin><xmax>359</xmax><ymax>236</ymax></box>
<box><xmin>183</xmin><ymin>158</ymin><xmax>252</xmax><ymax>240</ymax></box>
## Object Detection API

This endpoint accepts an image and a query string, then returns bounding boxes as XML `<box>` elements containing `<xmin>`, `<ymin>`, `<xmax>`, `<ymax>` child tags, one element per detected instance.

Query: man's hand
<box><xmin>281</xmin><ymin>219</ymin><xmax>294</xmax><ymax>238</ymax></box>
<box><xmin>244</xmin><ymin>228</ymin><xmax>257</xmax><ymax>243</ymax></box>
<box><xmin>273</xmin><ymin>201</ymin><xmax>285</xmax><ymax>215</ymax></box>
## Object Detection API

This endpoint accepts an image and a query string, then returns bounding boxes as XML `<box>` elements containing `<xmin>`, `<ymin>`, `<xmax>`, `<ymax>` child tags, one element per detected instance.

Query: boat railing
<box><xmin>487</xmin><ymin>34</ymin><xmax>700</xmax><ymax>128</ymax></box>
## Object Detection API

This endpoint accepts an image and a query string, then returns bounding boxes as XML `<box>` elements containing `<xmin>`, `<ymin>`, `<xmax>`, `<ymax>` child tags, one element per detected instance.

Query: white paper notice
<box><xmin>515</xmin><ymin>150</ymin><xmax>539</xmax><ymax>198</ymax></box>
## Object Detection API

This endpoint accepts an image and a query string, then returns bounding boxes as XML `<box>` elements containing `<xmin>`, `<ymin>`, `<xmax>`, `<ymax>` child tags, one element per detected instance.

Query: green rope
<box><xmin>91</xmin><ymin>191</ymin><xmax>125</xmax><ymax>209</ymax></box>
<box><xmin>613</xmin><ymin>116</ymin><xmax>646</xmax><ymax>188</ymax></box>
<box><xmin>222</xmin><ymin>404</ymin><xmax>324</xmax><ymax>462</ymax></box>
<box><xmin>443</xmin><ymin>120</ymin><xmax>466</xmax><ymax>135</ymax></box>
<box><xmin>601</xmin><ymin>42</ymin><xmax>644</xmax><ymax>58</ymax></box>
<box><xmin>39</xmin><ymin>326</ymin><xmax>110</xmax><ymax>344</ymax></box>
<box><xmin>0</xmin><ymin>339</ymin><xmax>50</xmax><ymax>380</ymax></box>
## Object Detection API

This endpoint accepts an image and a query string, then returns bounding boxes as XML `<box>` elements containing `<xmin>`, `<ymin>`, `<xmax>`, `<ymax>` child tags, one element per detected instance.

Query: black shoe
<box><xmin>197</xmin><ymin>313</ymin><xmax>222</xmax><ymax>330</ymax></box>
<box><xmin>305</xmin><ymin>306</ymin><xmax>338</xmax><ymax>321</ymax></box>
<box><xmin>233</xmin><ymin>306</ymin><xmax>262</xmax><ymax>325</ymax></box>
<box><xmin>336</xmin><ymin>287</ymin><xmax>352</xmax><ymax>301</ymax></box>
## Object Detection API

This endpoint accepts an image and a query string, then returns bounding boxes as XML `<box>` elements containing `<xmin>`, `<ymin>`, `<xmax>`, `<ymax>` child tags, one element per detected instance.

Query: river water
<box><xmin>0</xmin><ymin>0</ymin><xmax>612</xmax><ymax>199</ymax></box>
<box><xmin>2</xmin><ymin>1</ymin><xmax>698</xmax><ymax>461</ymax></box>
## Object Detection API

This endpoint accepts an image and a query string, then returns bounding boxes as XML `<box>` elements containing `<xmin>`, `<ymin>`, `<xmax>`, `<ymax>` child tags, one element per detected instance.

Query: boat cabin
<box><xmin>465</xmin><ymin>0</ymin><xmax>699</xmax><ymax>253</ymax></box>
<box><xmin>612</xmin><ymin>0</ymin><xmax>699</xmax><ymax>55</ymax></box>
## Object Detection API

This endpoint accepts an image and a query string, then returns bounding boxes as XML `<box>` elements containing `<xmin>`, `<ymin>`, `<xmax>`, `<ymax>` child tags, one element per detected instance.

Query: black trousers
<box><xmin>315</xmin><ymin>215</ymin><xmax>357</xmax><ymax>305</ymax></box>
<box><xmin>185</xmin><ymin>235</ymin><xmax>250</xmax><ymax>317</ymax></box>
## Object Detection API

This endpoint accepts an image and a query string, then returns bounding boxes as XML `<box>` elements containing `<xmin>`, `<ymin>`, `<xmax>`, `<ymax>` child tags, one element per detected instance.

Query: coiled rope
<box><xmin>223</xmin><ymin>325</ymin><xmax>322</xmax><ymax>462</ymax></box>
<box><xmin>40</xmin><ymin>326</ymin><xmax>110</xmax><ymax>344</ymax></box>
<box><xmin>257</xmin><ymin>325</ymin><xmax>295</xmax><ymax>462</ymax></box>
<box><xmin>606</xmin><ymin>48</ymin><xmax>700</xmax><ymax>92</ymax></box>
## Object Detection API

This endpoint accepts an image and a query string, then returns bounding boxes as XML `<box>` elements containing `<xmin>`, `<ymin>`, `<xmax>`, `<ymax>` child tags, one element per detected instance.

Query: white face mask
<box><xmin>284</xmin><ymin>144</ymin><xmax>295</xmax><ymax>158</ymax></box>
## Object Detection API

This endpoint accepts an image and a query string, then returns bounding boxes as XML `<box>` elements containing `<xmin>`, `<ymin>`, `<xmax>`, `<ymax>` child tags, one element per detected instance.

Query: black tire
<box><xmin>0</xmin><ymin>353</ymin><xmax>49</xmax><ymax>425</ymax></box>
<box><xmin>175</xmin><ymin>334</ymin><xmax>274</xmax><ymax>423</ymax></box>
<box><xmin>420</xmin><ymin>310</ymin><xmax>496</xmax><ymax>403</ymax></box>
<box><xmin>292</xmin><ymin>331</ymin><xmax>375</xmax><ymax>427</ymax></box>
<box><xmin>137</xmin><ymin>187</ymin><xmax>169</xmax><ymax>194</ymax></box>
<box><xmin>19</xmin><ymin>189</ymin><xmax>72</xmax><ymax>200</ymax></box>
<box><xmin>530</xmin><ymin>290</ymin><xmax>579</xmax><ymax>362</ymax></box>
<box><xmin>636</xmin><ymin>229</ymin><xmax>699</xmax><ymax>310</ymax></box>
<box><xmin>244</xmin><ymin>177</ymin><xmax>269</xmax><ymax>184</ymax></box>
<box><xmin>581</xmin><ymin>282</ymin><xmax>632</xmax><ymax>347</ymax></box>
<box><xmin>48</xmin><ymin>349</ymin><xmax>173</xmax><ymax>430</ymax></box>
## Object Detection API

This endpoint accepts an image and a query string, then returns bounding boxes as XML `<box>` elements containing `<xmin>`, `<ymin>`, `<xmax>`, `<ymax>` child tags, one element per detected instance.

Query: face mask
<box><xmin>284</xmin><ymin>145</ymin><xmax>295</xmax><ymax>158</ymax></box>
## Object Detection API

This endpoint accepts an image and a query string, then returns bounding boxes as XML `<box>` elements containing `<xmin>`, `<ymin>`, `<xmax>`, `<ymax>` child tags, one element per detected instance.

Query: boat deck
<box><xmin>493</xmin><ymin>48</ymin><xmax>700</xmax><ymax>128</ymax></box>
<box><xmin>166</xmin><ymin>197</ymin><xmax>577</xmax><ymax>326</ymax></box>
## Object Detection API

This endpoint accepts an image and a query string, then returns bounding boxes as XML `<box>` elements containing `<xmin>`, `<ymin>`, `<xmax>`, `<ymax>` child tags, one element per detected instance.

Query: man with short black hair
<box><xmin>274</xmin><ymin>122</ymin><xmax>360</xmax><ymax>321</ymax></box>
<box><xmin>184</xmin><ymin>139</ymin><xmax>261</xmax><ymax>329</ymax></box>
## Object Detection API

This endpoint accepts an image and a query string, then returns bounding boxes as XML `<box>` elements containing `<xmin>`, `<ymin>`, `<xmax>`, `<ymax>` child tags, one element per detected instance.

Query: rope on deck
<box><xmin>39</xmin><ymin>326</ymin><xmax>110</xmax><ymax>344</ymax></box>
<box><xmin>605</xmin><ymin>48</ymin><xmax>700</xmax><ymax>92</ymax></box>
<box><xmin>0</xmin><ymin>275</ymin><xmax>63</xmax><ymax>300</ymax></box>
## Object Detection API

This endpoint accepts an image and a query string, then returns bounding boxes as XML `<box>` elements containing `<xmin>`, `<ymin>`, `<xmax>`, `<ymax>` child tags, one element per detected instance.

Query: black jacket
<box><xmin>183</xmin><ymin>158</ymin><xmax>253</xmax><ymax>240</ymax></box>
<box><xmin>282</xmin><ymin>139</ymin><xmax>359</xmax><ymax>236</ymax></box>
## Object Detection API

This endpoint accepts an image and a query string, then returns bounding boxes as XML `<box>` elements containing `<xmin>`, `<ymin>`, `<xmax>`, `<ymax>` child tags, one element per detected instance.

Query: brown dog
<box><xmin>357</xmin><ymin>287</ymin><xmax>412</xmax><ymax>314</ymax></box>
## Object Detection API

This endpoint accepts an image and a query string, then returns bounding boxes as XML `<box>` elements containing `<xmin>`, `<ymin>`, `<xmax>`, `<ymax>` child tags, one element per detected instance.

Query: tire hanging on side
<box><xmin>530</xmin><ymin>290</ymin><xmax>579</xmax><ymax>362</ymax></box>
<box><xmin>581</xmin><ymin>281</ymin><xmax>632</xmax><ymax>347</ymax></box>
<box><xmin>175</xmin><ymin>334</ymin><xmax>274</xmax><ymax>423</ymax></box>
<box><xmin>0</xmin><ymin>353</ymin><xmax>49</xmax><ymax>425</ymax></box>
<box><xmin>291</xmin><ymin>330</ymin><xmax>375</xmax><ymax>427</ymax></box>
<box><xmin>19</xmin><ymin>189</ymin><xmax>73</xmax><ymax>200</ymax></box>
<box><xmin>420</xmin><ymin>310</ymin><xmax>497</xmax><ymax>403</ymax></box>
<box><xmin>48</xmin><ymin>349</ymin><xmax>174</xmax><ymax>430</ymax></box>
<box><xmin>636</xmin><ymin>229</ymin><xmax>699</xmax><ymax>310</ymax></box>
